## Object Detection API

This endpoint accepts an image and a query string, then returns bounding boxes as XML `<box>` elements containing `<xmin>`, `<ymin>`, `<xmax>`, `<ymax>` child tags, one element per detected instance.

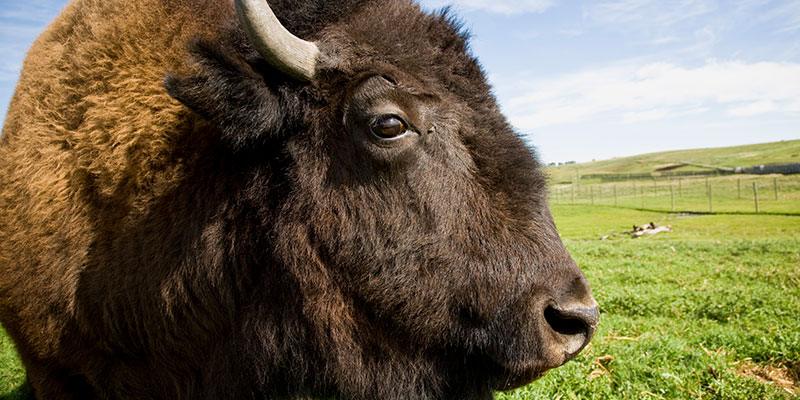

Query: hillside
<box><xmin>546</xmin><ymin>139</ymin><xmax>800</xmax><ymax>183</ymax></box>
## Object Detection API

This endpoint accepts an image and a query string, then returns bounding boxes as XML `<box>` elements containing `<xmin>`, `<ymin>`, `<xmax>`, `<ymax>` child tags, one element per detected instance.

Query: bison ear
<box><xmin>165</xmin><ymin>40</ymin><xmax>302</xmax><ymax>151</ymax></box>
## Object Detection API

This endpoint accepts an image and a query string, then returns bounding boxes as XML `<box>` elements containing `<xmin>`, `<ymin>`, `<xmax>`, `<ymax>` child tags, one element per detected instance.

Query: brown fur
<box><xmin>0</xmin><ymin>0</ymin><xmax>596</xmax><ymax>399</ymax></box>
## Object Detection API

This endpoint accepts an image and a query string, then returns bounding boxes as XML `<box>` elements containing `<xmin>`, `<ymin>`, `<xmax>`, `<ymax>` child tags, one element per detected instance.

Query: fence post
<box><xmin>653</xmin><ymin>179</ymin><xmax>657</xmax><ymax>197</ymax></box>
<box><xmin>707</xmin><ymin>183</ymin><xmax>713</xmax><ymax>213</ymax></box>
<box><xmin>678</xmin><ymin>178</ymin><xmax>682</xmax><ymax>197</ymax></box>
<box><xmin>571</xmin><ymin>184</ymin><xmax>575</xmax><ymax>205</ymax></box>
<box><xmin>670</xmin><ymin>183</ymin><xmax>675</xmax><ymax>212</ymax></box>
<box><xmin>753</xmin><ymin>182</ymin><xmax>760</xmax><ymax>213</ymax></box>
<box><xmin>737</xmin><ymin>178</ymin><xmax>742</xmax><ymax>200</ymax></box>
<box><xmin>614</xmin><ymin>185</ymin><xmax>618</xmax><ymax>207</ymax></box>
<box><xmin>640</xmin><ymin>187</ymin><xmax>645</xmax><ymax>208</ymax></box>
<box><xmin>774</xmin><ymin>178</ymin><xmax>778</xmax><ymax>200</ymax></box>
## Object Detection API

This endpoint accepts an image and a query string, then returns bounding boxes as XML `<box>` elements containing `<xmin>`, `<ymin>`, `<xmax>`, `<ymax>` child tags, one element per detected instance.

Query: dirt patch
<box><xmin>788</xmin><ymin>361</ymin><xmax>800</xmax><ymax>386</ymax></box>
<box><xmin>736</xmin><ymin>360</ymin><xmax>798</xmax><ymax>395</ymax></box>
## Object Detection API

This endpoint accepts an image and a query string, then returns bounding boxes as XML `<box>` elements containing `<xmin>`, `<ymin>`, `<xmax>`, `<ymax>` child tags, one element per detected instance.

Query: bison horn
<box><xmin>235</xmin><ymin>0</ymin><xmax>320</xmax><ymax>81</ymax></box>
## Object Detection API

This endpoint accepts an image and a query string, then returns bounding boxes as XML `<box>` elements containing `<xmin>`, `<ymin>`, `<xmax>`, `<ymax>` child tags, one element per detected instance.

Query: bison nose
<box><xmin>543</xmin><ymin>301</ymin><xmax>599</xmax><ymax>357</ymax></box>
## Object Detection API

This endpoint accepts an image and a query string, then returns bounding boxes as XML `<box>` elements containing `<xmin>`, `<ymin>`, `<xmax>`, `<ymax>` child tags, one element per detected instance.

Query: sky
<box><xmin>1</xmin><ymin>0</ymin><xmax>799</xmax><ymax>163</ymax></box>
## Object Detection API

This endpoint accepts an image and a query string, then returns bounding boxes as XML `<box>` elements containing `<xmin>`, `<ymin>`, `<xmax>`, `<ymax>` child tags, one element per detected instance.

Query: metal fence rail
<box><xmin>550</xmin><ymin>175</ymin><xmax>800</xmax><ymax>215</ymax></box>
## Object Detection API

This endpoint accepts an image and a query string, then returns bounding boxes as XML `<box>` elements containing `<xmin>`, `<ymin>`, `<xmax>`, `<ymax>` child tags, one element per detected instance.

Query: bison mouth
<box><xmin>487</xmin><ymin>361</ymin><xmax>550</xmax><ymax>391</ymax></box>
<box><xmin>457</xmin><ymin>302</ymin><xmax>598</xmax><ymax>392</ymax></box>
<box><xmin>458</xmin><ymin>350</ymin><xmax>554</xmax><ymax>392</ymax></box>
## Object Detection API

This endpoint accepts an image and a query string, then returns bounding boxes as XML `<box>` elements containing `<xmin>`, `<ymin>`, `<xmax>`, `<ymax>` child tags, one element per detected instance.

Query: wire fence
<box><xmin>550</xmin><ymin>174</ymin><xmax>800</xmax><ymax>215</ymax></box>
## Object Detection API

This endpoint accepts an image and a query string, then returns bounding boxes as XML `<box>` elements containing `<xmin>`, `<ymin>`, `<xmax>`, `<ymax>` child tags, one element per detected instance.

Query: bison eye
<box><xmin>370</xmin><ymin>115</ymin><xmax>409</xmax><ymax>140</ymax></box>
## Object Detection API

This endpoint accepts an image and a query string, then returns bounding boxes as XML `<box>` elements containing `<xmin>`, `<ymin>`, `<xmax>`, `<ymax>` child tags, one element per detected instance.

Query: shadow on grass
<box><xmin>0</xmin><ymin>383</ymin><xmax>33</xmax><ymax>400</ymax></box>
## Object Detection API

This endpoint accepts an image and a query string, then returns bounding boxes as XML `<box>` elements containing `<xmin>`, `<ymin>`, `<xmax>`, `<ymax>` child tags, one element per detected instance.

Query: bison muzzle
<box><xmin>0</xmin><ymin>0</ymin><xmax>598</xmax><ymax>399</ymax></box>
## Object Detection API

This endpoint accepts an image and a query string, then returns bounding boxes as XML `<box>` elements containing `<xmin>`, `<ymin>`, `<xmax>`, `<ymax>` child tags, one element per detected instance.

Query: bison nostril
<box><xmin>543</xmin><ymin>304</ymin><xmax>599</xmax><ymax>353</ymax></box>
<box><xmin>544</xmin><ymin>306</ymin><xmax>587</xmax><ymax>336</ymax></box>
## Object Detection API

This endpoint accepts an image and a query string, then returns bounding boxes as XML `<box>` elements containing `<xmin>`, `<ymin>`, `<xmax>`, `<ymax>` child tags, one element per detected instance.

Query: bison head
<box><xmin>166</xmin><ymin>0</ymin><xmax>598</xmax><ymax>398</ymax></box>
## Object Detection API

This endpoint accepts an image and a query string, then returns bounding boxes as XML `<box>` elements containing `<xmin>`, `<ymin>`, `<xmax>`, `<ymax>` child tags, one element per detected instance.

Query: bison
<box><xmin>0</xmin><ymin>0</ymin><xmax>598</xmax><ymax>398</ymax></box>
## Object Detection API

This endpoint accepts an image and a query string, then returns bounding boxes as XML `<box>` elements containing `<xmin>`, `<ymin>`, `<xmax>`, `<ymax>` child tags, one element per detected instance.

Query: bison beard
<box><xmin>0</xmin><ymin>0</ymin><xmax>598</xmax><ymax>399</ymax></box>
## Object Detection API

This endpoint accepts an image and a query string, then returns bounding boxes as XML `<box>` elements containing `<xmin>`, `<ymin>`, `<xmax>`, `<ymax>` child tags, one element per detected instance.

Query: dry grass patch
<box><xmin>736</xmin><ymin>360</ymin><xmax>798</xmax><ymax>396</ymax></box>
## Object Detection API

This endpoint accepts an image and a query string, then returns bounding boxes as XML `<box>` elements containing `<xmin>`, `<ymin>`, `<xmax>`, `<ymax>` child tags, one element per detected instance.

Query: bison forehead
<box><xmin>329</xmin><ymin>2</ymin><xmax>491</xmax><ymax>99</ymax></box>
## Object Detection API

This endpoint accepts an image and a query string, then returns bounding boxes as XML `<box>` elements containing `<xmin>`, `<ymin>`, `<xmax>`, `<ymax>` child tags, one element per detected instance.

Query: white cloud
<box><xmin>421</xmin><ymin>0</ymin><xmax>556</xmax><ymax>15</ymax></box>
<box><xmin>727</xmin><ymin>101</ymin><xmax>777</xmax><ymax>117</ymax></box>
<box><xmin>751</xmin><ymin>0</ymin><xmax>800</xmax><ymax>33</ymax></box>
<box><xmin>503</xmin><ymin>60</ymin><xmax>800</xmax><ymax>130</ymax></box>
<box><xmin>581</xmin><ymin>0</ymin><xmax>718</xmax><ymax>49</ymax></box>
<box><xmin>584</xmin><ymin>0</ymin><xmax>714</xmax><ymax>27</ymax></box>
<box><xmin>622</xmin><ymin>109</ymin><xmax>670</xmax><ymax>124</ymax></box>
<box><xmin>649</xmin><ymin>36</ymin><xmax>680</xmax><ymax>45</ymax></box>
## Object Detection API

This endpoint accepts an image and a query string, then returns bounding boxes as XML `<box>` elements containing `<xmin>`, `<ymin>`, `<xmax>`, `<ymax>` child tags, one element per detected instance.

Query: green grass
<box><xmin>498</xmin><ymin>205</ymin><xmax>800</xmax><ymax>399</ymax></box>
<box><xmin>551</xmin><ymin>204</ymin><xmax>800</xmax><ymax>240</ymax></box>
<box><xmin>2</xmin><ymin>206</ymin><xmax>798</xmax><ymax>399</ymax></box>
<box><xmin>0</xmin><ymin>328</ymin><xmax>26</xmax><ymax>399</ymax></box>
<box><xmin>547</xmin><ymin>139</ymin><xmax>800</xmax><ymax>183</ymax></box>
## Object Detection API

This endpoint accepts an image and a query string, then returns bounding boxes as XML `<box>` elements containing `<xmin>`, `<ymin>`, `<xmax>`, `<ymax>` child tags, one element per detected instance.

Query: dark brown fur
<box><xmin>0</xmin><ymin>0</ymin><xmax>595</xmax><ymax>399</ymax></box>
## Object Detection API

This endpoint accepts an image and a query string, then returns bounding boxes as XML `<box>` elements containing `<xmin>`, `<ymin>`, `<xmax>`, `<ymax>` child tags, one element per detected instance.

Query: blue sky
<box><xmin>2</xmin><ymin>0</ymin><xmax>799</xmax><ymax>163</ymax></box>
<box><xmin>0</xmin><ymin>0</ymin><xmax>68</xmax><ymax>131</ymax></box>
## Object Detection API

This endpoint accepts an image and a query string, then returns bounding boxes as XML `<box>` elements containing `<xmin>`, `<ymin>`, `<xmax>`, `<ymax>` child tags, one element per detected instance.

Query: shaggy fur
<box><xmin>0</xmin><ymin>0</ymin><xmax>596</xmax><ymax>399</ymax></box>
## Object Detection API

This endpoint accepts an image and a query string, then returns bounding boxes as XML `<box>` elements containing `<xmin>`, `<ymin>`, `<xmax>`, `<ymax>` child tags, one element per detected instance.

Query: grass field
<box><xmin>1</xmin><ymin>204</ymin><xmax>798</xmax><ymax>399</ymax></box>
<box><xmin>0</xmin><ymin>330</ymin><xmax>26</xmax><ymax>399</ymax></box>
<box><xmin>498</xmin><ymin>205</ymin><xmax>800</xmax><ymax>399</ymax></box>
<box><xmin>547</xmin><ymin>139</ymin><xmax>800</xmax><ymax>183</ymax></box>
